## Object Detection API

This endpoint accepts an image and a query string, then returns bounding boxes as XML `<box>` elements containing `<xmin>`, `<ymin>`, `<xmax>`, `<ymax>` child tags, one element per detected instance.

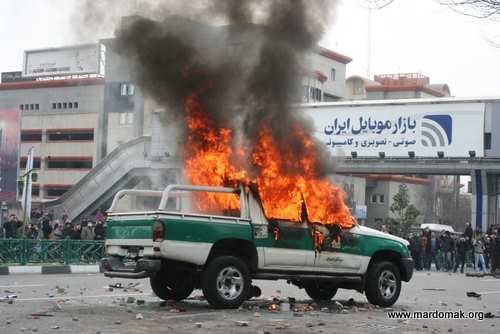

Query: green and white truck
<box><xmin>101</xmin><ymin>184</ymin><xmax>413</xmax><ymax>309</ymax></box>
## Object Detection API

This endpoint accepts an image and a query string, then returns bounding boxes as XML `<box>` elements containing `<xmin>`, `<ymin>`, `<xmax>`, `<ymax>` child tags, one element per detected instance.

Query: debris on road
<box><xmin>51</xmin><ymin>326</ymin><xmax>60</xmax><ymax>330</ymax></box>
<box><xmin>466</xmin><ymin>291</ymin><xmax>481</xmax><ymax>298</ymax></box>
<box><xmin>0</xmin><ymin>294</ymin><xmax>18</xmax><ymax>302</ymax></box>
<box><xmin>30</xmin><ymin>313</ymin><xmax>54</xmax><ymax>317</ymax></box>
<box><xmin>126</xmin><ymin>297</ymin><xmax>135</xmax><ymax>304</ymax></box>
<box><xmin>235</xmin><ymin>321</ymin><xmax>249</xmax><ymax>327</ymax></box>
<box><xmin>135</xmin><ymin>313</ymin><xmax>144</xmax><ymax>320</ymax></box>
<box><xmin>72</xmin><ymin>317</ymin><xmax>79</xmax><ymax>322</ymax></box>
<box><xmin>195</xmin><ymin>322</ymin><xmax>203</xmax><ymax>328</ymax></box>
<box><xmin>422</xmin><ymin>288</ymin><xmax>446</xmax><ymax>291</ymax></box>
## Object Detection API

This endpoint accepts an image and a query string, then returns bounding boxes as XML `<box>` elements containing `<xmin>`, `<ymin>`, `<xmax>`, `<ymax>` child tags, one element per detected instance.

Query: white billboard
<box><xmin>23</xmin><ymin>44</ymin><xmax>100</xmax><ymax>77</ymax></box>
<box><xmin>304</xmin><ymin>102</ymin><xmax>485</xmax><ymax>158</ymax></box>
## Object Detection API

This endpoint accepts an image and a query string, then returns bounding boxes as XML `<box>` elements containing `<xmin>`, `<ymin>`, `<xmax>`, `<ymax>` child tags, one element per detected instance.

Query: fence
<box><xmin>0</xmin><ymin>239</ymin><xmax>105</xmax><ymax>265</ymax></box>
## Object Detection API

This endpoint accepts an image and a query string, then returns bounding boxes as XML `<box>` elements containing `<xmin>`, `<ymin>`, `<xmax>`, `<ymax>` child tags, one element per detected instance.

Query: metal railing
<box><xmin>0</xmin><ymin>239</ymin><xmax>104</xmax><ymax>265</ymax></box>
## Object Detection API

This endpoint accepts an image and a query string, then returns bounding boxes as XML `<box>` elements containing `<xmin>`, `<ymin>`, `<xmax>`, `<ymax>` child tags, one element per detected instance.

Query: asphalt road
<box><xmin>0</xmin><ymin>271</ymin><xmax>499</xmax><ymax>334</ymax></box>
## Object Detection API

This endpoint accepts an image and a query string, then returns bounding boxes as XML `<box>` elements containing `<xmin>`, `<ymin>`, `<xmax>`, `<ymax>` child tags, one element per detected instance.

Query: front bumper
<box><xmin>401</xmin><ymin>257</ymin><xmax>414</xmax><ymax>282</ymax></box>
<box><xmin>101</xmin><ymin>257</ymin><xmax>161</xmax><ymax>279</ymax></box>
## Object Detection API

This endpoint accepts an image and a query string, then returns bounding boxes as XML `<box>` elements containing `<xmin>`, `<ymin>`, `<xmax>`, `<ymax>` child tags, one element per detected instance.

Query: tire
<box><xmin>365</xmin><ymin>261</ymin><xmax>401</xmax><ymax>307</ymax></box>
<box><xmin>304</xmin><ymin>281</ymin><xmax>338</xmax><ymax>301</ymax></box>
<box><xmin>150</xmin><ymin>268</ymin><xmax>195</xmax><ymax>301</ymax></box>
<box><xmin>202</xmin><ymin>256</ymin><xmax>251</xmax><ymax>309</ymax></box>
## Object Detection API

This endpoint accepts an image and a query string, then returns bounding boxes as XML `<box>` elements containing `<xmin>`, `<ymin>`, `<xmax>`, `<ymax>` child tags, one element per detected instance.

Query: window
<box><xmin>46</xmin><ymin>157</ymin><xmax>93</xmax><ymax>169</ymax></box>
<box><xmin>119</xmin><ymin>112</ymin><xmax>134</xmax><ymax>125</ymax></box>
<box><xmin>485</xmin><ymin>133</ymin><xmax>492</xmax><ymax>150</ymax></box>
<box><xmin>19</xmin><ymin>104</ymin><xmax>24</xmax><ymax>110</ymax></box>
<box><xmin>24</xmin><ymin>104</ymin><xmax>29</xmax><ymax>110</ymax></box>
<box><xmin>68</xmin><ymin>102</ymin><xmax>73</xmax><ymax>109</ymax></box>
<box><xmin>57</xmin><ymin>103</ymin><xmax>62</xmax><ymax>109</ymax></box>
<box><xmin>35</xmin><ymin>104</ymin><xmax>39</xmax><ymax>110</ymax></box>
<box><xmin>21</xmin><ymin>130</ymin><xmax>42</xmax><ymax>142</ymax></box>
<box><xmin>45</xmin><ymin>185</ymin><xmax>71</xmax><ymax>197</ymax></box>
<box><xmin>47</xmin><ymin>129</ymin><xmax>94</xmax><ymax>141</ymax></box>
<box><xmin>52</xmin><ymin>103</ymin><xmax>56</xmax><ymax>109</ymax></box>
<box><xmin>74</xmin><ymin>102</ymin><xmax>78</xmax><ymax>109</ymax></box>
<box><xmin>30</xmin><ymin>104</ymin><xmax>34</xmax><ymax>110</ymax></box>
<box><xmin>331</xmin><ymin>68</ymin><xmax>336</xmax><ymax>81</ymax></box>
<box><xmin>19</xmin><ymin>185</ymin><xmax>40</xmax><ymax>197</ymax></box>
<box><xmin>19</xmin><ymin>157</ymin><xmax>41</xmax><ymax>169</ymax></box>
<box><xmin>371</xmin><ymin>194</ymin><xmax>377</xmax><ymax>203</ymax></box>
<box><xmin>120</xmin><ymin>83</ymin><xmax>135</xmax><ymax>96</ymax></box>
<box><xmin>379</xmin><ymin>195</ymin><xmax>385</xmax><ymax>203</ymax></box>
<box><xmin>63</xmin><ymin>102</ymin><xmax>67</xmax><ymax>109</ymax></box>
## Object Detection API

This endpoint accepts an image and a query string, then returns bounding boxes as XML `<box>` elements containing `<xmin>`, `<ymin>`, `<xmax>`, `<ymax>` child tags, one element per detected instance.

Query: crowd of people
<box><xmin>407</xmin><ymin>222</ymin><xmax>500</xmax><ymax>274</ymax></box>
<box><xmin>0</xmin><ymin>209</ymin><xmax>106</xmax><ymax>241</ymax></box>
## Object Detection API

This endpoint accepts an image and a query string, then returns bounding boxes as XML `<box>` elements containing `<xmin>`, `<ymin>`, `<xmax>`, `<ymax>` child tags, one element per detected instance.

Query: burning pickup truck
<box><xmin>101</xmin><ymin>184</ymin><xmax>413</xmax><ymax>309</ymax></box>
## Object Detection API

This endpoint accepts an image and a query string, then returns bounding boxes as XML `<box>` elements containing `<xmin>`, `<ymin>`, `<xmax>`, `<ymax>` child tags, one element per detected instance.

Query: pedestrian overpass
<box><xmin>45</xmin><ymin>97</ymin><xmax>500</xmax><ymax>233</ymax></box>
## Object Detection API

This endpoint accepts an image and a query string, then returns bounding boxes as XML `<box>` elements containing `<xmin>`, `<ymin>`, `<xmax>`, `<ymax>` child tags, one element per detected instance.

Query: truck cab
<box><xmin>102</xmin><ymin>184</ymin><xmax>413</xmax><ymax>308</ymax></box>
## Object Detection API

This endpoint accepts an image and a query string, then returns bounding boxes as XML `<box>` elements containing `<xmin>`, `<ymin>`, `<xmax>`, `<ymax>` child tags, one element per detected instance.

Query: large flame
<box><xmin>184</xmin><ymin>92</ymin><xmax>353</xmax><ymax>228</ymax></box>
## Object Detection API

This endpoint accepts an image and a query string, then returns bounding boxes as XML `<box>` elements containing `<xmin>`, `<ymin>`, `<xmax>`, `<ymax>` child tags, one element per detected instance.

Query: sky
<box><xmin>0</xmin><ymin>0</ymin><xmax>499</xmax><ymax>97</ymax></box>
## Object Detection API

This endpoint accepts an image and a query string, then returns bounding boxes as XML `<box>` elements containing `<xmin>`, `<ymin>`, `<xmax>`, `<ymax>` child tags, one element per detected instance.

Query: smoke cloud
<box><xmin>77</xmin><ymin>0</ymin><xmax>337</xmax><ymax>177</ymax></box>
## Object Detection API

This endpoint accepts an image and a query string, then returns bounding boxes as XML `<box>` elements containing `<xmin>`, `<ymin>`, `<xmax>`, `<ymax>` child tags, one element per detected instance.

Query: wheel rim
<box><xmin>216</xmin><ymin>266</ymin><xmax>243</xmax><ymax>300</ymax></box>
<box><xmin>378</xmin><ymin>270</ymin><xmax>397</xmax><ymax>300</ymax></box>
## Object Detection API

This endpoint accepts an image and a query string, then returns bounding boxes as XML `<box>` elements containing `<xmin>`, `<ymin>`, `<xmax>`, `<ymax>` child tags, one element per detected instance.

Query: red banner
<box><xmin>0</xmin><ymin>109</ymin><xmax>21</xmax><ymax>202</ymax></box>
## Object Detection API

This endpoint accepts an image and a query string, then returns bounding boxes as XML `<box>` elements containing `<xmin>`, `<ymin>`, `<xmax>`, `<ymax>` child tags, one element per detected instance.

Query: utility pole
<box><xmin>20</xmin><ymin>147</ymin><xmax>35</xmax><ymax>236</ymax></box>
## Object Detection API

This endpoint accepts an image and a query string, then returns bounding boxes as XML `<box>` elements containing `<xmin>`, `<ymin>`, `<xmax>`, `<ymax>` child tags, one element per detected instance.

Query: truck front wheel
<box><xmin>150</xmin><ymin>269</ymin><xmax>195</xmax><ymax>301</ymax></box>
<box><xmin>202</xmin><ymin>256</ymin><xmax>251</xmax><ymax>309</ymax></box>
<box><xmin>365</xmin><ymin>261</ymin><xmax>401</xmax><ymax>307</ymax></box>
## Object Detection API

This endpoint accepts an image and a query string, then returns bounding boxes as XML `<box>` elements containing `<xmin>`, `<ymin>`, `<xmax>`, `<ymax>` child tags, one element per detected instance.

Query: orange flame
<box><xmin>184</xmin><ymin>92</ymin><xmax>353</xmax><ymax>228</ymax></box>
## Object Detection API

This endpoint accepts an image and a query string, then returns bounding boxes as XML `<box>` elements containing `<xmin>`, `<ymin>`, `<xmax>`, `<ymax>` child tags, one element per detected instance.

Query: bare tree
<box><xmin>438</xmin><ymin>1</ymin><xmax>500</xmax><ymax>19</ymax></box>
<box><xmin>365</xmin><ymin>0</ymin><xmax>500</xmax><ymax>18</ymax></box>
<box><xmin>362</xmin><ymin>0</ymin><xmax>396</xmax><ymax>10</ymax></box>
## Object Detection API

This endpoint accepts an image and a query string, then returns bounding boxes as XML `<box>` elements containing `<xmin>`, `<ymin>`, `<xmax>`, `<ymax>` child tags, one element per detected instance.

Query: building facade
<box><xmin>0</xmin><ymin>78</ymin><xmax>104</xmax><ymax>203</ymax></box>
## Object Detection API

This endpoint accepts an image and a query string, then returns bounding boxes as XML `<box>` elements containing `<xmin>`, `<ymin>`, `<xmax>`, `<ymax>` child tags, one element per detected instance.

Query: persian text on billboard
<box><xmin>303</xmin><ymin>102</ymin><xmax>485</xmax><ymax>158</ymax></box>
<box><xmin>0</xmin><ymin>109</ymin><xmax>21</xmax><ymax>202</ymax></box>
<box><xmin>23</xmin><ymin>44</ymin><xmax>100</xmax><ymax>77</ymax></box>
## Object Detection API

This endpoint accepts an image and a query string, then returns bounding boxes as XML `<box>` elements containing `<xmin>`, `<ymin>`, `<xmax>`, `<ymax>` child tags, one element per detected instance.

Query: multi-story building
<box><xmin>345</xmin><ymin>73</ymin><xmax>451</xmax><ymax>100</ymax></box>
<box><xmin>0</xmin><ymin>77</ymin><xmax>104</xmax><ymax>203</ymax></box>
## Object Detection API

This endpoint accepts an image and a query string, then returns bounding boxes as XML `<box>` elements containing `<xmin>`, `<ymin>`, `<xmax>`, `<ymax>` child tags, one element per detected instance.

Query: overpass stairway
<box><xmin>44</xmin><ymin>136</ymin><xmax>180</xmax><ymax>222</ymax></box>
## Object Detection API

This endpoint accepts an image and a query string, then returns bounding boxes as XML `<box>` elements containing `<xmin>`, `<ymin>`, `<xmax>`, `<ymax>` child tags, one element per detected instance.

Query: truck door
<box><xmin>309</xmin><ymin>225</ymin><xmax>364</xmax><ymax>274</ymax></box>
<box><xmin>259</xmin><ymin>220</ymin><xmax>311</xmax><ymax>270</ymax></box>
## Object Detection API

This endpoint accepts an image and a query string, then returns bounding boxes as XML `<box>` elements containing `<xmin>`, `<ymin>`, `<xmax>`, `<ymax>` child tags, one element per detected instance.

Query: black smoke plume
<box><xmin>81</xmin><ymin>0</ymin><xmax>336</xmax><ymax>176</ymax></box>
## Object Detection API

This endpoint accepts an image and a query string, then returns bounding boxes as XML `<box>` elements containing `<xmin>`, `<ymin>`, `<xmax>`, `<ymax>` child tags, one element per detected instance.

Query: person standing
<box><xmin>94</xmin><ymin>220</ymin><xmax>106</xmax><ymax>241</ymax></box>
<box><xmin>419</xmin><ymin>230</ymin><xmax>428</xmax><ymax>270</ymax></box>
<box><xmin>454</xmin><ymin>235</ymin><xmax>466</xmax><ymax>273</ymax></box>
<box><xmin>473</xmin><ymin>234</ymin><xmax>486</xmax><ymax>274</ymax></box>
<box><xmin>71</xmin><ymin>224</ymin><xmax>82</xmax><ymax>240</ymax></box>
<box><xmin>3</xmin><ymin>214</ymin><xmax>22</xmax><ymax>239</ymax></box>
<box><xmin>81</xmin><ymin>221</ymin><xmax>95</xmax><ymax>241</ymax></box>
<box><xmin>464</xmin><ymin>222</ymin><xmax>473</xmax><ymax>240</ymax></box>
<box><xmin>41</xmin><ymin>217</ymin><xmax>53</xmax><ymax>239</ymax></box>
<box><xmin>429</xmin><ymin>232</ymin><xmax>441</xmax><ymax>271</ymax></box>
<box><xmin>441</xmin><ymin>231</ymin><xmax>453</xmax><ymax>271</ymax></box>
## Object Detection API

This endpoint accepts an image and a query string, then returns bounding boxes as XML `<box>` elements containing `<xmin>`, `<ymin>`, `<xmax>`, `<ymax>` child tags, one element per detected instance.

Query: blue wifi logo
<box><xmin>421</xmin><ymin>115</ymin><xmax>452</xmax><ymax>147</ymax></box>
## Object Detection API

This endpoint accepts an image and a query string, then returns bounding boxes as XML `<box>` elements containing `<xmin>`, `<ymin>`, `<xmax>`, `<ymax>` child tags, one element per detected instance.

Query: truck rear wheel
<box><xmin>304</xmin><ymin>281</ymin><xmax>338</xmax><ymax>301</ymax></box>
<box><xmin>202</xmin><ymin>256</ymin><xmax>251</xmax><ymax>309</ymax></box>
<box><xmin>150</xmin><ymin>269</ymin><xmax>195</xmax><ymax>301</ymax></box>
<box><xmin>365</xmin><ymin>261</ymin><xmax>401</xmax><ymax>307</ymax></box>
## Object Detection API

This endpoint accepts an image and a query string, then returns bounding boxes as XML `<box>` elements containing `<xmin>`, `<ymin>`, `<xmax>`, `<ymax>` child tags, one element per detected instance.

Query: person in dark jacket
<box><xmin>410</xmin><ymin>234</ymin><xmax>421</xmax><ymax>270</ymax></box>
<box><xmin>62</xmin><ymin>222</ymin><xmax>74</xmax><ymax>239</ymax></box>
<box><xmin>464</xmin><ymin>222</ymin><xmax>473</xmax><ymax>240</ymax></box>
<box><xmin>3</xmin><ymin>214</ymin><xmax>22</xmax><ymax>239</ymax></box>
<box><xmin>41</xmin><ymin>218</ymin><xmax>53</xmax><ymax>239</ymax></box>
<box><xmin>441</xmin><ymin>231</ymin><xmax>453</xmax><ymax>271</ymax></box>
<box><xmin>71</xmin><ymin>224</ymin><xmax>82</xmax><ymax>240</ymax></box>
<box><xmin>94</xmin><ymin>220</ymin><xmax>105</xmax><ymax>240</ymax></box>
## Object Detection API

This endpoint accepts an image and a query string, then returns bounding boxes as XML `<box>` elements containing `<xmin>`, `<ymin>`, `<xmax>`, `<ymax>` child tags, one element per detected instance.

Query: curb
<box><xmin>0</xmin><ymin>264</ymin><xmax>102</xmax><ymax>275</ymax></box>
